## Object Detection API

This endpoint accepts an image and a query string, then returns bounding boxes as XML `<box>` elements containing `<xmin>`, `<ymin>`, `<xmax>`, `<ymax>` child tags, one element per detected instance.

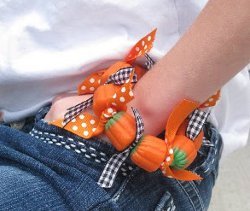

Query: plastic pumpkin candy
<box><xmin>170</xmin><ymin>135</ymin><xmax>197</xmax><ymax>170</ymax></box>
<box><xmin>130</xmin><ymin>135</ymin><xmax>167</xmax><ymax>172</ymax></box>
<box><xmin>105</xmin><ymin>111</ymin><xmax>136</xmax><ymax>151</ymax></box>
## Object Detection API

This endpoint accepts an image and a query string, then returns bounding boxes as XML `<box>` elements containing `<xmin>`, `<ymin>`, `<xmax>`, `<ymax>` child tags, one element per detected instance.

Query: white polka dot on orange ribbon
<box><xmin>78</xmin><ymin>70</ymin><xmax>105</xmax><ymax>95</ymax></box>
<box><xmin>200</xmin><ymin>90</ymin><xmax>220</xmax><ymax>108</ymax></box>
<box><xmin>125</xmin><ymin>28</ymin><xmax>157</xmax><ymax>63</ymax></box>
<box><xmin>50</xmin><ymin>29</ymin><xmax>157</xmax><ymax>140</ymax></box>
<box><xmin>50</xmin><ymin>112</ymin><xmax>99</xmax><ymax>139</ymax></box>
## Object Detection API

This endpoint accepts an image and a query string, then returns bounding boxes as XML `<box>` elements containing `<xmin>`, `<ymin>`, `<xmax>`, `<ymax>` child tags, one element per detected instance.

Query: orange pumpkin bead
<box><xmin>130</xmin><ymin>135</ymin><xmax>167</xmax><ymax>172</ymax></box>
<box><xmin>105</xmin><ymin>111</ymin><xmax>136</xmax><ymax>151</ymax></box>
<box><xmin>170</xmin><ymin>135</ymin><xmax>197</xmax><ymax>170</ymax></box>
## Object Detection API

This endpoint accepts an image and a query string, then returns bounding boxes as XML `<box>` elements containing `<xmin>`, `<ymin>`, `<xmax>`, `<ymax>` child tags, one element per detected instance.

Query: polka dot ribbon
<box><xmin>50</xmin><ymin>29</ymin><xmax>158</xmax><ymax>139</ymax></box>
<box><xmin>51</xmin><ymin>68</ymin><xmax>136</xmax><ymax>139</ymax></box>
<box><xmin>63</xmin><ymin>63</ymin><xmax>136</xmax><ymax>125</ymax></box>
<box><xmin>78</xmin><ymin>28</ymin><xmax>157</xmax><ymax>96</ymax></box>
<box><xmin>200</xmin><ymin>90</ymin><xmax>220</xmax><ymax>108</ymax></box>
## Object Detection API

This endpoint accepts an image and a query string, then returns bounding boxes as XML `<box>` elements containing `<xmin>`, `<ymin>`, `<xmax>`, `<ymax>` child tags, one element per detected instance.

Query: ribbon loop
<box><xmin>125</xmin><ymin>29</ymin><xmax>157</xmax><ymax>63</ymax></box>
<box><xmin>165</xmin><ymin>99</ymin><xmax>199</xmax><ymax>144</ymax></box>
<box><xmin>106</xmin><ymin>67</ymin><xmax>137</xmax><ymax>85</ymax></box>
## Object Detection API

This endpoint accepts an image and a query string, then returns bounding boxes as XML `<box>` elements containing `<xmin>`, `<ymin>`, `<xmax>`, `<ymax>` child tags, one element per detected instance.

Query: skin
<box><xmin>45</xmin><ymin>0</ymin><xmax>250</xmax><ymax>137</ymax></box>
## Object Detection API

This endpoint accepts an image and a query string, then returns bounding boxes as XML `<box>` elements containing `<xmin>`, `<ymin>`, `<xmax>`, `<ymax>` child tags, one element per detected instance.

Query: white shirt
<box><xmin>0</xmin><ymin>0</ymin><xmax>249</xmax><ymax>156</ymax></box>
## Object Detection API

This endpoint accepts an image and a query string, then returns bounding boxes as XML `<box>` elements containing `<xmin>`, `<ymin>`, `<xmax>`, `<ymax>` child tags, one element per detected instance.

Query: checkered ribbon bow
<box><xmin>98</xmin><ymin>107</ymin><xmax>144</xmax><ymax>188</ymax></box>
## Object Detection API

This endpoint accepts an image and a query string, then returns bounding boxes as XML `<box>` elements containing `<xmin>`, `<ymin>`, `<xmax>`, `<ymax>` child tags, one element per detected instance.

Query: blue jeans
<box><xmin>0</xmin><ymin>104</ymin><xmax>223</xmax><ymax>211</ymax></box>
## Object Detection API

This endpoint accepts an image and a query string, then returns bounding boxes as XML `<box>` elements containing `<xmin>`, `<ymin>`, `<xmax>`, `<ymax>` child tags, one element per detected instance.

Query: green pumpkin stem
<box><xmin>170</xmin><ymin>148</ymin><xmax>188</xmax><ymax>170</ymax></box>
<box><xmin>105</xmin><ymin>111</ymin><xmax>125</xmax><ymax>131</ymax></box>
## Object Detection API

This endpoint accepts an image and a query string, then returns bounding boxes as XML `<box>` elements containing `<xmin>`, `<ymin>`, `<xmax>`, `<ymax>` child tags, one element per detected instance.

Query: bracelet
<box><xmin>49</xmin><ymin>29</ymin><xmax>220</xmax><ymax>188</ymax></box>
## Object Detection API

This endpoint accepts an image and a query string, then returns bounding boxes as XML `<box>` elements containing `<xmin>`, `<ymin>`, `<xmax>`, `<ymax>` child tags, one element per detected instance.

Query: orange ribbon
<box><xmin>48</xmin><ymin>28</ymin><xmax>222</xmax><ymax>183</ymax></box>
<box><xmin>160</xmin><ymin>90</ymin><xmax>220</xmax><ymax>181</ymax></box>
<box><xmin>160</xmin><ymin>99</ymin><xmax>204</xmax><ymax>180</ymax></box>
<box><xmin>50</xmin><ymin>29</ymin><xmax>158</xmax><ymax>139</ymax></box>
<box><xmin>77</xmin><ymin>29</ymin><xmax>157</xmax><ymax>95</ymax></box>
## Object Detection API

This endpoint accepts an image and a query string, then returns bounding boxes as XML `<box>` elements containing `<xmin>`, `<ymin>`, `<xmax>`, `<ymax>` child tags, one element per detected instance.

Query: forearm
<box><xmin>127</xmin><ymin>0</ymin><xmax>250</xmax><ymax>136</ymax></box>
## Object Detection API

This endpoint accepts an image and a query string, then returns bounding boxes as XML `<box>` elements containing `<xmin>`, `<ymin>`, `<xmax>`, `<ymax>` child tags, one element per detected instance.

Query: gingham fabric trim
<box><xmin>106</xmin><ymin>67</ymin><xmax>137</xmax><ymax>85</ymax></box>
<box><xmin>145</xmin><ymin>53</ymin><xmax>155</xmax><ymax>70</ymax></box>
<box><xmin>186</xmin><ymin>109</ymin><xmax>210</xmax><ymax>140</ymax></box>
<box><xmin>63</xmin><ymin>97</ymin><xmax>93</xmax><ymax>126</ymax></box>
<box><xmin>97</xmin><ymin>107</ymin><xmax>144</xmax><ymax>188</ymax></box>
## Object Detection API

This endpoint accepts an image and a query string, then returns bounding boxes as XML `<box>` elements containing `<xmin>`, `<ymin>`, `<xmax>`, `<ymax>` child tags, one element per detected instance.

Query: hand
<box><xmin>44</xmin><ymin>93</ymin><xmax>93</xmax><ymax>122</ymax></box>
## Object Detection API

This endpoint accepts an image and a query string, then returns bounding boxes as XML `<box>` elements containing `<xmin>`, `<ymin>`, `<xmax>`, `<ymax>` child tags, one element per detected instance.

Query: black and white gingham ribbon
<box><xmin>186</xmin><ymin>109</ymin><xmax>210</xmax><ymax>140</ymax></box>
<box><xmin>145</xmin><ymin>53</ymin><xmax>155</xmax><ymax>70</ymax></box>
<box><xmin>98</xmin><ymin>107</ymin><xmax>144</xmax><ymax>188</ymax></box>
<box><xmin>63</xmin><ymin>97</ymin><xmax>93</xmax><ymax>126</ymax></box>
<box><xmin>63</xmin><ymin>67</ymin><xmax>136</xmax><ymax>125</ymax></box>
<box><xmin>106</xmin><ymin>67</ymin><xmax>137</xmax><ymax>85</ymax></box>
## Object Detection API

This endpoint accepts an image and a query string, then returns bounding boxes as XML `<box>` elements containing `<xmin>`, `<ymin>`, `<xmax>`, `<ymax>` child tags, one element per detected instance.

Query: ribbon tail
<box><xmin>50</xmin><ymin>112</ymin><xmax>100</xmax><ymax>139</ymax></box>
<box><xmin>199</xmin><ymin>90</ymin><xmax>220</xmax><ymax>108</ymax></box>
<box><xmin>186</xmin><ymin>109</ymin><xmax>210</xmax><ymax>141</ymax></box>
<box><xmin>164</xmin><ymin>166</ymin><xmax>202</xmax><ymax>181</ymax></box>
<box><xmin>125</xmin><ymin>29</ymin><xmax>157</xmax><ymax>63</ymax></box>
<box><xmin>98</xmin><ymin>149</ymin><xmax>130</xmax><ymax>188</ymax></box>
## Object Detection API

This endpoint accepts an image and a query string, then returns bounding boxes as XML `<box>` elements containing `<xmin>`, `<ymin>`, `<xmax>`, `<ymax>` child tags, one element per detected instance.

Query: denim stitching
<box><xmin>111</xmin><ymin>167</ymin><xmax>140</xmax><ymax>203</ymax></box>
<box><xmin>175</xmin><ymin>180</ymin><xmax>197</xmax><ymax>211</ymax></box>
<box><xmin>189</xmin><ymin>181</ymin><xmax>205</xmax><ymax>211</ymax></box>
<box><xmin>29</xmin><ymin>128</ymin><xmax>134</xmax><ymax>176</ymax></box>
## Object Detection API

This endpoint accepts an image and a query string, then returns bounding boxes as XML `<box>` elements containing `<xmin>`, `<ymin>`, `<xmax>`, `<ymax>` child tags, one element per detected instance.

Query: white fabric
<box><xmin>0</xmin><ymin>0</ymin><xmax>249</xmax><ymax>156</ymax></box>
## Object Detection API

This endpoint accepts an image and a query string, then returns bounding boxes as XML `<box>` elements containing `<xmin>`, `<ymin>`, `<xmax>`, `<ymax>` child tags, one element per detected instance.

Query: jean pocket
<box><xmin>188</xmin><ymin>122</ymin><xmax>223</xmax><ymax>181</ymax></box>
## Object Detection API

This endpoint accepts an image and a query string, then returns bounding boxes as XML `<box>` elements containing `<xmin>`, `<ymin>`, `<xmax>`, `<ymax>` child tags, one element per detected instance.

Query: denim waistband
<box><xmin>1</xmin><ymin>104</ymin><xmax>222</xmax><ymax>210</ymax></box>
<box><xmin>29</xmin><ymin>104</ymin><xmax>135</xmax><ymax>176</ymax></box>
